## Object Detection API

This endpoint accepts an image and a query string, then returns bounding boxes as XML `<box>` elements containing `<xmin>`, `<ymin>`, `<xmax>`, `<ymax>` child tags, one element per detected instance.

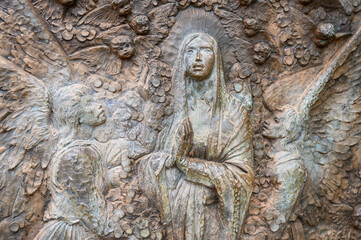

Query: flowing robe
<box><xmin>138</xmin><ymin>33</ymin><xmax>254</xmax><ymax>240</ymax></box>
<box><xmin>139</xmin><ymin>94</ymin><xmax>254</xmax><ymax>240</ymax></box>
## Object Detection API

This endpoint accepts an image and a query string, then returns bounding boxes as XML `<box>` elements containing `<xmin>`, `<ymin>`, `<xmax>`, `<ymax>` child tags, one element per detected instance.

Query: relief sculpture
<box><xmin>0</xmin><ymin>0</ymin><xmax>361</xmax><ymax>239</ymax></box>
<box><xmin>138</xmin><ymin>33</ymin><xmax>254</xmax><ymax>240</ymax></box>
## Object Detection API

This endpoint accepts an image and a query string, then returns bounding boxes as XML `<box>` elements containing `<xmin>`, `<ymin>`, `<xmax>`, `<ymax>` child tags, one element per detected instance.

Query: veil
<box><xmin>161</xmin><ymin>33</ymin><xmax>229</xmax><ymax>152</ymax></box>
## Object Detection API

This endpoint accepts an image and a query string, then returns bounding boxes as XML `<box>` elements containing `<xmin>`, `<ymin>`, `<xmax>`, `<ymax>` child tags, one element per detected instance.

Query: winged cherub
<box><xmin>70</xmin><ymin>34</ymin><xmax>135</xmax><ymax>75</ymax></box>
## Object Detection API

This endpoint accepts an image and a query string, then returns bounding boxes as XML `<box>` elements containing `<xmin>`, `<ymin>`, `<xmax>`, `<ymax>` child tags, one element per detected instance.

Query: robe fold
<box><xmin>138</xmin><ymin>33</ymin><xmax>254</xmax><ymax>240</ymax></box>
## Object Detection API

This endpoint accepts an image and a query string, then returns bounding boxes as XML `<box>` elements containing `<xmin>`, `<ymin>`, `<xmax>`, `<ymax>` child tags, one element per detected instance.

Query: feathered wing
<box><xmin>148</xmin><ymin>3</ymin><xmax>176</xmax><ymax>39</ymax></box>
<box><xmin>69</xmin><ymin>45</ymin><xmax>122</xmax><ymax>75</ymax></box>
<box><xmin>0</xmin><ymin>57</ymin><xmax>55</xmax><ymax>238</ymax></box>
<box><xmin>134</xmin><ymin>35</ymin><xmax>161</xmax><ymax>59</ymax></box>
<box><xmin>30</xmin><ymin>0</ymin><xmax>60</xmax><ymax>21</ymax></box>
<box><xmin>78</xmin><ymin>4</ymin><xmax>125</xmax><ymax>26</ymax></box>
<box><xmin>0</xmin><ymin>1</ymin><xmax>73</xmax><ymax>238</ymax></box>
<box><xmin>298</xmin><ymin>30</ymin><xmax>361</xmax><ymax>237</ymax></box>
<box><xmin>0</xmin><ymin>0</ymin><xmax>72</xmax><ymax>88</ymax></box>
<box><xmin>213</xmin><ymin>7</ymin><xmax>243</xmax><ymax>38</ymax></box>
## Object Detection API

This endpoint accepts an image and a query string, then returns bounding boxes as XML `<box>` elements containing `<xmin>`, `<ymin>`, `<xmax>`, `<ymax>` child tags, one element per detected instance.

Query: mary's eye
<box><xmin>187</xmin><ymin>49</ymin><xmax>195</xmax><ymax>54</ymax></box>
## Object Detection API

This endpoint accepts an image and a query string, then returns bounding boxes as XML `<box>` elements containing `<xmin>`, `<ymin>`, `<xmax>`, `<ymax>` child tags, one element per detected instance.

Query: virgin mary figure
<box><xmin>138</xmin><ymin>33</ymin><xmax>254</xmax><ymax>240</ymax></box>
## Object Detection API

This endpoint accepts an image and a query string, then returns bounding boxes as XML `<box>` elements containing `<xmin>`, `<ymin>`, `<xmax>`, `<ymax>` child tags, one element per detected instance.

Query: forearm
<box><xmin>177</xmin><ymin>157</ymin><xmax>215</xmax><ymax>188</ymax></box>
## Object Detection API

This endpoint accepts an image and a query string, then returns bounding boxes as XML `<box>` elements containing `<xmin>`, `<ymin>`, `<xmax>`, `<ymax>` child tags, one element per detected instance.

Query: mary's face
<box><xmin>184</xmin><ymin>37</ymin><xmax>215</xmax><ymax>81</ymax></box>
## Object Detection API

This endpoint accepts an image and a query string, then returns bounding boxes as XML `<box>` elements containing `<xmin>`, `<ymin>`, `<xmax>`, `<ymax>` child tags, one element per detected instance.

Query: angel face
<box><xmin>262</xmin><ymin>114</ymin><xmax>287</xmax><ymax>139</ymax></box>
<box><xmin>111</xmin><ymin>35</ymin><xmax>135</xmax><ymax>59</ymax></box>
<box><xmin>112</xmin><ymin>0</ymin><xmax>133</xmax><ymax>16</ymax></box>
<box><xmin>184</xmin><ymin>37</ymin><xmax>215</xmax><ymax>81</ymax></box>
<box><xmin>243</xmin><ymin>18</ymin><xmax>260</xmax><ymax>37</ymax></box>
<box><xmin>131</xmin><ymin>15</ymin><xmax>150</xmax><ymax>35</ymax></box>
<box><xmin>313</xmin><ymin>23</ymin><xmax>335</xmax><ymax>47</ymax></box>
<box><xmin>53</xmin><ymin>84</ymin><xmax>106</xmax><ymax>128</ymax></box>
<box><xmin>79</xmin><ymin>96</ymin><xmax>106</xmax><ymax>126</ymax></box>
<box><xmin>252</xmin><ymin>42</ymin><xmax>271</xmax><ymax>64</ymax></box>
<box><xmin>263</xmin><ymin>108</ymin><xmax>301</xmax><ymax>142</ymax></box>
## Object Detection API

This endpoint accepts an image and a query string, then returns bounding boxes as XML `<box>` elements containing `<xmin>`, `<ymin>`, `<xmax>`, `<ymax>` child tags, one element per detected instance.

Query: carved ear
<box><xmin>283</xmin><ymin>108</ymin><xmax>302</xmax><ymax>143</ymax></box>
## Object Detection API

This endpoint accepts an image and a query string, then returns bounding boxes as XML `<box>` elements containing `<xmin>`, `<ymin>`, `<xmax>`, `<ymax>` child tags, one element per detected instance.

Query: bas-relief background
<box><xmin>0</xmin><ymin>0</ymin><xmax>360</xmax><ymax>239</ymax></box>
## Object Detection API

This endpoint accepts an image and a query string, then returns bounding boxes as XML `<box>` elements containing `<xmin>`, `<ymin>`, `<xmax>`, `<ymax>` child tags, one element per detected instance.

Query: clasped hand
<box><xmin>166</xmin><ymin>118</ymin><xmax>193</xmax><ymax>169</ymax></box>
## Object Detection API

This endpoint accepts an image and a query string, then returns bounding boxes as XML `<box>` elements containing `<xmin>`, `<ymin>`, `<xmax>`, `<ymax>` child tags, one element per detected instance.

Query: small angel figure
<box><xmin>130</xmin><ymin>15</ymin><xmax>150</xmax><ymax>35</ymax></box>
<box><xmin>70</xmin><ymin>34</ymin><xmax>135</xmax><ymax>75</ymax></box>
<box><xmin>78</xmin><ymin>0</ymin><xmax>133</xmax><ymax>27</ymax></box>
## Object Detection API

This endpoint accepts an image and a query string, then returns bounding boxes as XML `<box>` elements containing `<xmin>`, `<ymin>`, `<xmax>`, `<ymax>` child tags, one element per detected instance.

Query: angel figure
<box><xmin>138</xmin><ymin>33</ymin><xmax>254</xmax><ymax>240</ymax></box>
<box><xmin>252</xmin><ymin>24</ymin><xmax>361</xmax><ymax>236</ymax></box>
<box><xmin>78</xmin><ymin>0</ymin><xmax>133</xmax><ymax>27</ymax></box>
<box><xmin>0</xmin><ymin>57</ymin><xmax>125</xmax><ymax>239</ymax></box>
<box><xmin>69</xmin><ymin>34</ymin><xmax>135</xmax><ymax>75</ymax></box>
<box><xmin>33</xmin><ymin>84</ymin><xmax>118</xmax><ymax>240</ymax></box>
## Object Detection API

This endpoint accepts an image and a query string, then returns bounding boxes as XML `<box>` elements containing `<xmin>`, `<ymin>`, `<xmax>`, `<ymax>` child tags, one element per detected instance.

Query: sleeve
<box><xmin>176</xmin><ymin>100</ymin><xmax>254</xmax><ymax>239</ymax></box>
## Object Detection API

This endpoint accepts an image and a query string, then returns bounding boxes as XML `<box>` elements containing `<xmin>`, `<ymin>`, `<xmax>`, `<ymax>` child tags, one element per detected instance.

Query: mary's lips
<box><xmin>192</xmin><ymin>64</ymin><xmax>204</xmax><ymax>71</ymax></box>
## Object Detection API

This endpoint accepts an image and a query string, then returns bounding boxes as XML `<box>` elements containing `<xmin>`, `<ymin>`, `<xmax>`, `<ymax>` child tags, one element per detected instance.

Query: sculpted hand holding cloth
<box><xmin>138</xmin><ymin>33</ymin><xmax>254</xmax><ymax>240</ymax></box>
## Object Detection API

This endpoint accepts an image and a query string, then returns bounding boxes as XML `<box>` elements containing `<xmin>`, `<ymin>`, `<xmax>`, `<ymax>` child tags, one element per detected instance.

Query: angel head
<box><xmin>110</xmin><ymin>35</ymin><xmax>135</xmax><ymax>59</ymax></box>
<box><xmin>313</xmin><ymin>23</ymin><xmax>335</xmax><ymax>47</ymax></box>
<box><xmin>252</xmin><ymin>42</ymin><xmax>271</xmax><ymax>64</ymax></box>
<box><xmin>131</xmin><ymin>15</ymin><xmax>150</xmax><ymax>35</ymax></box>
<box><xmin>53</xmin><ymin>84</ymin><xmax>106</xmax><ymax>128</ymax></box>
<box><xmin>262</xmin><ymin>107</ymin><xmax>302</xmax><ymax>143</ymax></box>
<box><xmin>111</xmin><ymin>0</ymin><xmax>133</xmax><ymax>16</ymax></box>
<box><xmin>243</xmin><ymin>18</ymin><xmax>260</xmax><ymax>37</ymax></box>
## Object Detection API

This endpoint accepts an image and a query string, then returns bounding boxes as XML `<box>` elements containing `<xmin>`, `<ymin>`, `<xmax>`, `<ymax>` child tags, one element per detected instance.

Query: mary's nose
<box><xmin>195</xmin><ymin>50</ymin><xmax>202</xmax><ymax>61</ymax></box>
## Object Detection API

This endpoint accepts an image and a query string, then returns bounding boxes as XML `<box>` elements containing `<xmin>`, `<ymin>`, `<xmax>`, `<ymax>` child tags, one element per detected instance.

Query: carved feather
<box><xmin>0</xmin><ymin>58</ymin><xmax>55</xmax><ymax>224</ymax></box>
<box><xmin>70</xmin><ymin>45</ymin><xmax>122</xmax><ymax>75</ymax></box>
<box><xmin>78</xmin><ymin>4</ymin><xmax>125</xmax><ymax>26</ymax></box>
<box><xmin>213</xmin><ymin>7</ymin><xmax>243</xmax><ymax>38</ymax></box>
<box><xmin>148</xmin><ymin>3</ymin><xmax>176</xmax><ymax>38</ymax></box>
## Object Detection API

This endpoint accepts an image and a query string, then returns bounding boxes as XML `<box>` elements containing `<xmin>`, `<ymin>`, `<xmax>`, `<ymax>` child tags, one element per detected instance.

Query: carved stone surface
<box><xmin>0</xmin><ymin>0</ymin><xmax>360</xmax><ymax>240</ymax></box>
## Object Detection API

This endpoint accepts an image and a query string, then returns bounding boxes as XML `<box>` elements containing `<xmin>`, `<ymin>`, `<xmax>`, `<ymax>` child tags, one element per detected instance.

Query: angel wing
<box><xmin>134</xmin><ymin>35</ymin><xmax>161</xmax><ymax>59</ymax></box>
<box><xmin>30</xmin><ymin>0</ymin><xmax>61</xmax><ymax>21</ymax></box>
<box><xmin>0</xmin><ymin>1</ymin><xmax>74</xmax><ymax>239</ymax></box>
<box><xmin>213</xmin><ymin>7</ymin><xmax>243</xmax><ymax>38</ymax></box>
<box><xmin>132</xmin><ymin>0</ymin><xmax>152</xmax><ymax>14</ymax></box>
<box><xmin>0</xmin><ymin>0</ymin><xmax>72</xmax><ymax>88</ymax></box>
<box><xmin>148</xmin><ymin>3</ymin><xmax>176</xmax><ymax>39</ymax></box>
<box><xmin>303</xmin><ymin>33</ymin><xmax>361</xmax><ymax>195</ymax></box>
<box><xmin>96</xmin><ymin>24</ymin><xmax>134</xmax><ymax>42</ymax></box>
<box><xmin>78</xmin><ymin>4</ymin><xmax>125</xmax><ymax>27</ymax></box>
<box><xmin>69</xmin><ymin>45</ymin><xmax>122</xmax><ymax>75</ymax></box>
<box><xmin>0</xmin><ymin>57</ymin><xmax>56</xmax><ymax>239</ymax></box>
<box><xmin>297</xmin><ymin>39</ymin><xmax>361</xmax><ymax>237</ymax></box>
